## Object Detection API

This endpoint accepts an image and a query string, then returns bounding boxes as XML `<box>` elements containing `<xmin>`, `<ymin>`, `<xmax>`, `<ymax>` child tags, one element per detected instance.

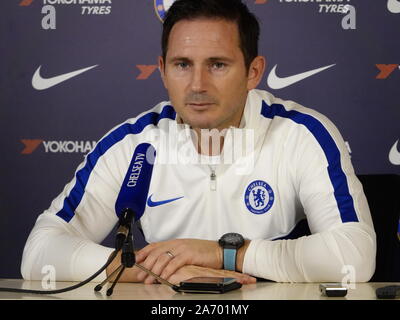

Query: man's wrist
<box><xmin>217</xmin><ymin>243</ymin><xmax>224</xmax><ymax>269</ymax></box>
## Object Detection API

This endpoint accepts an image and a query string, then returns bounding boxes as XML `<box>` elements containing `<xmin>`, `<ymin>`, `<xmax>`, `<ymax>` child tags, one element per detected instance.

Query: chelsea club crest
<box><xmin>154</xmin><ymin>0</ymin><xmax>176</xmax><ymax>21</ymax></box>
<box><xmin>244</xmin><ymin>180</ymin><xmax>274</xmax><ymax>214</ymax></box>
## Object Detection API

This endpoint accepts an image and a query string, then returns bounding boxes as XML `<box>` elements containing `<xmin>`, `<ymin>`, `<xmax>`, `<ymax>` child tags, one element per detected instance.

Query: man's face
<box><xmin>159</xmin><ymin>18</ymin><xmax>254</xmax><ymax>131</ymax></box>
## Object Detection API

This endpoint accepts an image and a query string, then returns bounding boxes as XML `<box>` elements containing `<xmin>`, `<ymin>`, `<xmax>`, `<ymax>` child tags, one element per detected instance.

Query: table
<box><xmin>0</xmin><ymin>279</ymin><xmax>399</xmax><ymax>300</ymax></box>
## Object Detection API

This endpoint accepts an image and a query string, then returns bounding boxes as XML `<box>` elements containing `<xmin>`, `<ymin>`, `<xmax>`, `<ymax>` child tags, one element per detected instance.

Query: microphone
<box><xmin>114</xmin><ymin>143</ymin><xmax>156</xmax><ymax>250</ymax></box>
<box><xmin>95</xmin><ymin>143</ymin><xmax>157</xmax><ymax>295</ymax></box>
<box><xmin>115</xmin><ymin>208</ymin><xmax>135</xmax><ymax>251</ymax></box>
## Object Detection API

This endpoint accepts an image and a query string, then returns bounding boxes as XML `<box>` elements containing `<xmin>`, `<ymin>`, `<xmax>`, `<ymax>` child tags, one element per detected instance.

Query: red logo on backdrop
<box><xmin>19</xmin><ymin>0</ymin><xmax>34</xmax><ymax>6</ymax></box>
<box><xmin>136</xmin><ymin>65</ymin><xmax>158</xmax><ymax>80</ymax></box>
<box><xmin>375</xmin><ymin>64</ymin><xmax>400</xmax><ymax>79</ymax></box>
<box><xmin>21</xmin><ymin>139</ymin><xmax>43</xmax><ymax>154</ymax></box>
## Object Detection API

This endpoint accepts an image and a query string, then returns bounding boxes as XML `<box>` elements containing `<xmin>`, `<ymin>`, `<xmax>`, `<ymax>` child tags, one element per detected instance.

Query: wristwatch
<box><xmin>218</xmin><ymin>233</ymin><xmax>245</xmax><ymax>271</ymax></box>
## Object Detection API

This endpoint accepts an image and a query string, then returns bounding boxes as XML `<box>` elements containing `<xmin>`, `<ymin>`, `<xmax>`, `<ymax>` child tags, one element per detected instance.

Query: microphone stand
<box><xmin>94</xmin><ymin>216</ymin><xmax>136</xmax><ymax>296</ymax></box>
<box><xmin>94</xmin><ymin>219</ymin><xmax>179</xmax><ymax>296</ymax></box>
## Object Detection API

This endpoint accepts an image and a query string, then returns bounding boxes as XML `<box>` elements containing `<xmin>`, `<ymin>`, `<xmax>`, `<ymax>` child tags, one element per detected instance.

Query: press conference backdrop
<box><xmin>0</xmin><ymin>0</ymin><xmax>399</xmax><ymax>279</ymax></box>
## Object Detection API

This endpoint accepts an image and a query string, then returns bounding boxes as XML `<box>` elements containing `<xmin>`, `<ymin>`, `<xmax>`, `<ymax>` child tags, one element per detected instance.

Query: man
<box><xmin>21</xmin><ymin>0</ymin><xmax>376</xmax><ymax>285</ymax></box>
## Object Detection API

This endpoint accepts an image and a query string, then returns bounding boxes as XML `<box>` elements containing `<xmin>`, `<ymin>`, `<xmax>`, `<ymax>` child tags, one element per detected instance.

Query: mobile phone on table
<box><xmin>177</xmin><ymin>277</ymin><xmax>242</xmax><ymax>294</ymax></box>
<box><xmin>319</xmin><ymin>283</ymin><xmax>348</xmax><ymax>297</ymax></box>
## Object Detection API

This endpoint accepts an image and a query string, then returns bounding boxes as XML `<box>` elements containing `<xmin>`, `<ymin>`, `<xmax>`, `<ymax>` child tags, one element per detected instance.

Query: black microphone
<box><xmin>114</xmin><ymin>143</ymin><xmax>156</xmax><ymax>250</ymax></box>
<box><xmin>115</xmin><ymin>208</ymin><xmax>135</xmax><ymax>251</ymax></box>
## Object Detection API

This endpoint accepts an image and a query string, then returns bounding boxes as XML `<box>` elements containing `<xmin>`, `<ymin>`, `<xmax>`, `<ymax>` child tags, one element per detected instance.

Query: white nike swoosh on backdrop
<box><xmin>389</xmin><ymin>140</ymin><xmax>400</xmax><ymax>165</ymax></box>
<box><xmin>267</xmin><ymin>64</ymin><xmax>336</xmax><ymax>89</ymax></box>
<box><xmin>32</xmin><ymin>65</ymin><xmax>98</xmax><ymax>90</ymax></box>
<box><xmin>388</xmin><ymin>0</ymin><xmax>400</xmax><ymax>13</ymax></box>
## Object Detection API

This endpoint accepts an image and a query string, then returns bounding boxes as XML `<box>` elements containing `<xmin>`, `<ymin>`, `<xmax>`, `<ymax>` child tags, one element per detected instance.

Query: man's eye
<box><xmin>176</xmin><ymin>62</ymin><xmax>189</xmax><ymax>69</ymax></box>
<box><xmin>211</xmin><ymin>62</ymin><xmax>226</xmax><ymax>70</ymax></box>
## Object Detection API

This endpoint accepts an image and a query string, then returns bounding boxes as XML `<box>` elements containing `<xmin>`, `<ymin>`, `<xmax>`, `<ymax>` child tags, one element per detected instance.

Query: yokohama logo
<box><xmin>21</xmin><ymin>139</ymin><xmax>96</xmax><ymax>154</ymax></box>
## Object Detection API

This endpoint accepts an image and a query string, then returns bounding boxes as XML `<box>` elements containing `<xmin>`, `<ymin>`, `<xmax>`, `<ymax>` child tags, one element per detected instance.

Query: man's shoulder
<box><xmin>103</xmin><ymin>101</ymin><xmax>176</xmax><ymax>135</ymax></box>
<box><xmin>90</xmin><ymin>101</ymin><xmax>176</xmax><ymax>155</ymax></box>
<box><xmin>252</xmin><ymin>89</ymin><xmax>338</xmax><ymax>132</ymax></box>
<box><xmin>123</xmin><ymin>100</ymin><xmax>176</xmax><ymax>127</ymax></box>
<box><xmin>251</xmin><ymin>90</ymin><xmax>347</xmax><ymax>155</ymax></box>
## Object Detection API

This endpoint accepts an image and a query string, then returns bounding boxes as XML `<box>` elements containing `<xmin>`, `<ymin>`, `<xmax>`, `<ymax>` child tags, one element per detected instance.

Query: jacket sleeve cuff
<box><xmin>242</xmin><ymin>239</ymin><xmax>263</xmax><ymax>277</ymax></box>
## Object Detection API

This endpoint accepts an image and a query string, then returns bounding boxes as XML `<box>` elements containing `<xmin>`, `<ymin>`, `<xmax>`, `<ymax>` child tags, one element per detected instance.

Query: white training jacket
<box><xmin>21</xmin><ymin>89</ymin><xmax>376</xmax><ymax>283</ymax></box>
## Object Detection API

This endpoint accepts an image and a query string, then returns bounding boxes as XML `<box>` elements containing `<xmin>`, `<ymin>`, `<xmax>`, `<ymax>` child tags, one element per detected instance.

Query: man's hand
<box><xmin>166</xmin><ymin>265</ymin><xmax>256</xmax><ymax>286</ymax></box>
<box><xmin>135</xmin><ymin>239</ymin><xmax>223</xmax><ymax>284</ymax></box>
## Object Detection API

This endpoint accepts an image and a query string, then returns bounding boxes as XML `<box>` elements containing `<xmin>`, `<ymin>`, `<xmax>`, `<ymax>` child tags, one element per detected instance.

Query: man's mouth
<box><xmin>186</xmin><ymin>103</ymin><xmax>215</xmax><ymax>110</ymax></box>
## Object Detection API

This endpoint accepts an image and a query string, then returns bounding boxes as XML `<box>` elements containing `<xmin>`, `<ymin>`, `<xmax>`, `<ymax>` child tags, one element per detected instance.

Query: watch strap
<box><xmin>223</xmin><ymin>248</ymin><xmax>236</xmax><ymax>271</ymax></box>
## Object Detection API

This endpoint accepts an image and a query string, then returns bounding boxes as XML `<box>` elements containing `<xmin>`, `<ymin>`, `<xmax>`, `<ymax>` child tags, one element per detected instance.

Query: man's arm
<box><xmin>21</xmin><ymin>121</ymin><xmax>129</xmax><ymax>281</ymax></box>
<box><xmin>243</xmin><ymin>222</ymin><xmax>376</xmax><ymax>282</ymax></box>
<box><xmin>20</xmin><ymin>156</ymin><xmax>120</xmax><ymax>281</ymax></box>
<box><xmin>21</xmin><ymin>211</ymin><xmax>115</xmax><ymax>281</ymax></box>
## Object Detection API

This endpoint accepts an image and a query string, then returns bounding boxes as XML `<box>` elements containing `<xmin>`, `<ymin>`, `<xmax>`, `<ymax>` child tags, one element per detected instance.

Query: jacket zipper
<box><xmin>209</xmin><ymin>167</ymin><xmax>217</xmax><ymax>191</ymax></box>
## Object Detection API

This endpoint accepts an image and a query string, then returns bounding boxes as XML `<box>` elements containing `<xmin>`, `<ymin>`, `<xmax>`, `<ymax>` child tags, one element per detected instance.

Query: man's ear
<box><xmin>247</xmin><ymin>55</ymin><xmax>266</xmax><ymax>91</ymax></box>
<box><xmin>158</xmin><ymin>56</ymin><xmax>167</xmax><ymax>89</ymax></box>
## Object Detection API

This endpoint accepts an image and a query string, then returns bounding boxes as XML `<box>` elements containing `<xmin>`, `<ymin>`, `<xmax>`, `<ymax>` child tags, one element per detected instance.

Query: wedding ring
<box><xmin>166</xmin><ymin>251</ymin><xmax>175</xmax><ymax>259</ymax></box>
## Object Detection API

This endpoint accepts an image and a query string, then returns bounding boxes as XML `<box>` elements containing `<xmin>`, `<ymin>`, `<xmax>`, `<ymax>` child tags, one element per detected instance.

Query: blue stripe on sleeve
<box><xmin>56</xmin><ymin>105</ymin><xmax>176</xmax><ymax>222</ymax></box>
<box><xmin>261</xmin><ymin>100</ymin><xmax>358</xmax><ymax>223</ymax></box>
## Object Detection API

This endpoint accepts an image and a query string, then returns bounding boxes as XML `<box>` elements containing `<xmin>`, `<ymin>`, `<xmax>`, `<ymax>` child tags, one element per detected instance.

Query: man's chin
<box><xmin>187</xmin><ymin>121</ymin><xmax>218</xmax><ymax>130</ymax></box>
<box><xmin>180</xmin><ymin>116</ymin><xmax>215</xmax><ymax>130</ymax></box>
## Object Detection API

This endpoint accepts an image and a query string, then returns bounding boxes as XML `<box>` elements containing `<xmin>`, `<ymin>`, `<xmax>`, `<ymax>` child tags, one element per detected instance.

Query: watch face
<box><xmin>219</xmin><ymin>233</ymin><xmax>244</xmax><ymax>249</ymax></box>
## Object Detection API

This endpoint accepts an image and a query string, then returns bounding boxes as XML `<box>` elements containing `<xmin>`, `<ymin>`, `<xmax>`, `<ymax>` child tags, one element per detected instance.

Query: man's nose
<box><xmin>190</xmin><ymin>66</ymin><xmax>208</xmax><ymax>93</ymax></box>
